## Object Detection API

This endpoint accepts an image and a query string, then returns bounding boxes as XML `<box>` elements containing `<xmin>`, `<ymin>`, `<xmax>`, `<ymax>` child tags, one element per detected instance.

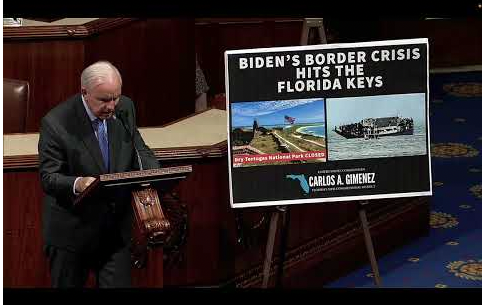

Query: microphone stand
<box><xmin>117</xmin><ymin>110</ymin><xmax>144</xmax><ymax>171</ymax></box>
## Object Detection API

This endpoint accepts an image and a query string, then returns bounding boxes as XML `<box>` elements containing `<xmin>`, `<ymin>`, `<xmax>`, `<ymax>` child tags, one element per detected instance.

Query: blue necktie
<box><xmin>94</xmin><ymin>119</ymin><xmax>109</xmax><ymax>170</ymax></box>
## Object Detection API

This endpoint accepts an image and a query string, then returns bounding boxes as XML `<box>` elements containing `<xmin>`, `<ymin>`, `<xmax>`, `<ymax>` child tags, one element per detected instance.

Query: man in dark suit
<box><xmin>38</xmin><ymin>61</ymin><xmax>159</xmax><ymax>288</ymax></box>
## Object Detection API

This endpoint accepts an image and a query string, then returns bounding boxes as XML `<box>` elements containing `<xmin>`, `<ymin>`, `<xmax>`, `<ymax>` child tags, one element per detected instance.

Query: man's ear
<box><xmin>81</xmin><ymin>88</ymin><xmax>87</xmax><ymax>97</ymax></box>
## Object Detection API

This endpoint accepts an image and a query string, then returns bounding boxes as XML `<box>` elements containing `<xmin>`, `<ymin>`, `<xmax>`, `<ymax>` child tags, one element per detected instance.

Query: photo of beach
<box><xmin>230</xmin><ymin>98</ymin><xmax>327</xmax><ymax>167</ymax></box>
<box><xmin>326</xmin><ymin>93</ymin><xmax>428</xmax><ymax>161</ymax></box>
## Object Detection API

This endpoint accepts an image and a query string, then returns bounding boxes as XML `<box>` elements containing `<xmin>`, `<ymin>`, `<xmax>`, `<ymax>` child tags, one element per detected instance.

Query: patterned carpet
<box><xmin>326</xmin><ymin>70</ymin><xmax>482</xmax><ymax>288</ymax></box>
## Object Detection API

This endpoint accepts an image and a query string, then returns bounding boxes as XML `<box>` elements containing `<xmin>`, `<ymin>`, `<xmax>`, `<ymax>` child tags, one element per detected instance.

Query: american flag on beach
<box><xmin>284</xmin><ymin>115</ymin><xmax>295</xmax><ymax>124</ymax></box>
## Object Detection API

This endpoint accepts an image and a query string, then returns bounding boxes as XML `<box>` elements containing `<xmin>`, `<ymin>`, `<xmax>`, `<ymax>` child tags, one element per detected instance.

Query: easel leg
<box><xmin>262</xmin><ymin>209</ymin><xmax>280</xmax><ymax>288</ymax></box>
<box><xmin>275</xmin><ymin>206</ymin><xmax>290</xmax><ymax>288</ymax></box>
<box><xmin>300</xmin><ymin>18</ymin><xmax>327</xmax><ymax>45</ymax></box>
<box><xmin>358</xmin><ymin>202</ymin><xmax>382</xmax><ymax>287</ymax></box>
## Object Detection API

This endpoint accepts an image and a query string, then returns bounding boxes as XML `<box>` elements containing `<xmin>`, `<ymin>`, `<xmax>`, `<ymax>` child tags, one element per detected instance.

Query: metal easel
<box><xmin>261</xmin><ymin>19</ymin><xmax>382</xmax><ymax>288</ymax></box>
<box><xmin>358</xmin><ymin>200</ymin><xmax>382</xmax><ymax>287</ymax></box>
<box><xmin>261</xmin><ymin>19</ymin><xmax>328</xmax><ymax>288</ymax></box>
<box><xmin>261</xmin><ymin>205</ymin><xmax>290</xmax><ymax>288</ymax></box>
<box><xmin>300</xmin><ymin>18</ymin><xmax>327</xmax><ymax>45</ymax></box>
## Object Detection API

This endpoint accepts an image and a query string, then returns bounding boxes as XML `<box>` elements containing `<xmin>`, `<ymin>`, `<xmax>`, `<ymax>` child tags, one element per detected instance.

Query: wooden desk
<box><xmin>3</xmin><ymin>109</ymin><xmax>430</xmax><ymax>287</ymax></box>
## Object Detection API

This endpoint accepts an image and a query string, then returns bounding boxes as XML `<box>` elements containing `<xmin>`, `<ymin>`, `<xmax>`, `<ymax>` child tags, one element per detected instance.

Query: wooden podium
<box><xmin>74</xmin><ymin>165</ymin><xmax>192</xmax><ymax>287</ymax></box>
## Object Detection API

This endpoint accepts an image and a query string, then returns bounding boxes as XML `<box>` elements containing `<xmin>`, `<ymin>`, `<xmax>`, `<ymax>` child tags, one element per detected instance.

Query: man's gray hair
<box><xmin>81</xmin><ymin>61</ymin><xmax>123</xmax><ymax>90</ymax></box>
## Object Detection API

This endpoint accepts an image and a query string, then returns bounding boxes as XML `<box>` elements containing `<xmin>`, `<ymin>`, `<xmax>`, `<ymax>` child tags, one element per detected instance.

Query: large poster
<box><xmin>225</xmin><ymin>38</ymin><xmax>432</xmax><ymax>208</ymax></box>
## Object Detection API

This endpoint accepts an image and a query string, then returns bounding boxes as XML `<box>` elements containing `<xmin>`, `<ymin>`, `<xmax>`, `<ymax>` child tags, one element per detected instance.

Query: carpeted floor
<box><xmin>326</xmin><ymin>69</ymin><xmax>482</xmax><ymax>288</ymax></box>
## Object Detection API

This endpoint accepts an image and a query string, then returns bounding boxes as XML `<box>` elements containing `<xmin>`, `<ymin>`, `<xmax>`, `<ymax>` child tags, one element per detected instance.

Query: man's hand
<box><xmin>75</xmin><ymin>177</ymin><xmax>96</xmax><ymax>193</ymax></box>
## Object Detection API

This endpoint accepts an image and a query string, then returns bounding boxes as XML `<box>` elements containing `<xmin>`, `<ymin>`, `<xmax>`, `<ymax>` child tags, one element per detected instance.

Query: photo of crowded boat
<box><xmin>334</xmin><ymin>116</ymin><xmax>414</xmax><ymax>140</ymax></box>
<box><xmin>326</xmin><ymin>93</ymin><xmax>428</xmax><ymax>161</ymax></box>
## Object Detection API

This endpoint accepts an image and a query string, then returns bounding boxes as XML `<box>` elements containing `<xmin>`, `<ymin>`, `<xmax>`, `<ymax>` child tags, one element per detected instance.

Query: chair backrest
<box><xmin>3</xmin><ymin>78</ymin><xmax>30</xmax><ymax>134</ymax></box>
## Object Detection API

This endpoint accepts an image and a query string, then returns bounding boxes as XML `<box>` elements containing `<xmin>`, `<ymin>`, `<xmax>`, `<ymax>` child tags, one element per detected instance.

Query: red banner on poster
<box><xmin>233</xmin><ymin>150</ymin><xmax>326</xmax><ymax>166</ymax></box>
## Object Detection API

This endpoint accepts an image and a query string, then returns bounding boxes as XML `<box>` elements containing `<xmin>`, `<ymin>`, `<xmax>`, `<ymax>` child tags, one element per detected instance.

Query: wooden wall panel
<box><xmin>85</xmin><ymin>20</ymin><xmax>148</xmax><ymax>114</ymax></box>
<box><xmin>195</xmin><ymin>19</ymin><xmax>304</xmax><ymax>99</ymax></box>
<box><xmin>161</xmin><ymin>157</ymin><xmax>234</xmax><ymax>286</ymax></box>
<box><xmin>3</xmin><ymin>18</ymin><xmax>195</xmax><ymax>132</ymax></box>
<box><xmin>3</xmin><ymin>40</ymin><xmax>85</xmax><ymax>132</ymax></box>
<box><xmin>3</xmin><ymin>171</ymin><xmax>50</xmax><ymax>287</ymax></box>
<box><xmin>85</xmin><ymin>18</ymin><xmax>195</xmax><ymax>128</ymax></box>
<box><xmin>272</xmin><ymin>20</ymin><xmax>304</xmax><ymax>47</ymax></box>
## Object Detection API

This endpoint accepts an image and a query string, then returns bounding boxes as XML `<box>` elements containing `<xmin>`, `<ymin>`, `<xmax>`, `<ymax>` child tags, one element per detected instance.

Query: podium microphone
<box><xmin>116</xmin><ymin>109</ymin><xmax>144</xmax><ymax>170</ymax></box>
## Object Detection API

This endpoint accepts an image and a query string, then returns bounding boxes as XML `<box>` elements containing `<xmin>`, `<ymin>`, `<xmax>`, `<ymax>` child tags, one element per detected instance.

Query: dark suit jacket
<box><xmin>38</xmin><ymin>94</ymin><xmax>159</xmax><ymax>253</ymax></box>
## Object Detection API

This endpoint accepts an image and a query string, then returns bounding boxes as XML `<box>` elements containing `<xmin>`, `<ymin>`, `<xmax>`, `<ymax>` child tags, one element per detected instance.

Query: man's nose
<box><xmin>106</xmin><ymin>100</ymin><xmax>116</xmax><ymax>110</ymax></box>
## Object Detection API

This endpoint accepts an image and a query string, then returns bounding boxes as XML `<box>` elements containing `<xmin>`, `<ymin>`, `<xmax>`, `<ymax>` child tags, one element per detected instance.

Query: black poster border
<box><xmin>225</xmin><ymin>38</ymin><xmax>432</xmax><ymax>209</ymax></box>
